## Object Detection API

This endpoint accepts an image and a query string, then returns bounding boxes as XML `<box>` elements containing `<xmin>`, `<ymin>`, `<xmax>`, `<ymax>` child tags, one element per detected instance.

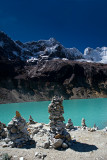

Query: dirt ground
<box><xmin>0</xmin><ymin>124</ymin><xmax>107</xmax><ymax>160</ymax></box>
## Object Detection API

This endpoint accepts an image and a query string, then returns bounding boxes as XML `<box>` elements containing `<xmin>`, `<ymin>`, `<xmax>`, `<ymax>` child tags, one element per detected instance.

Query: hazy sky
<box><xmin>0</xmin><ymin>0</ymin><xmax>107</xmax><ymax>52</ymax></box>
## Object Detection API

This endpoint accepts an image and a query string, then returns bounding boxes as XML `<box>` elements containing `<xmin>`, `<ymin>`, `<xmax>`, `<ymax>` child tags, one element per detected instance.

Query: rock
<box><xmin>35</xmin><ymin>153</ymin><xmax>42</xmax><ymax>159</ymax></box>
<box><xmin>32</xmin><ymin>129</ymin><xmax>39</xmax><ymax>134</ymax></box>
<box><xmin>43</xmin><ymin>141</ymin><xmax>50</xmax><ymax>149</ymax></box>
<box><xmin>0</xmin><ymin>122</ymin><xmax>6</xmax><ymax>139</ymax></box>
<box><xmin>29</xmin><ymin>115</ymin><xmax>35</xmax><ymax>124</ymax></box>
<box><xmin>81</xmin><ymin>118</ymin><xmax>87</xmax><ymax>128</ymax></box>
<box><xmin>35</xmin><ymin>152</ymin><xmax>39</xmax><ymax>156</ymax></box>
<box><xmin>103</xmin><ymin>127</ymin><xmax>107</xmax><ymax>131</ymax></box>
<box><xmin>19</xmin><ymin>157</ymin><xmax>24</xmax><ymax>160</ymax></box>
<box><xmin>66</xmin><ymin>119</ymin><xmax>74</xmax><ymax>130</ymax></box>
<box><xmin>55</xmin><ymin>134</ymin><xmax>64</xmax><ymax>139</ymax></box>
<box><xmin>65</xmin><ymin>133</ymin><xmax>71</xmax><ymax>141</ymax></box>
<box><xmin>48</xmin><ymin>96</ymin><xmax>73</xmax><ymax>149</ymax></box>
<box><xmin>93</xmin><ymin>124</ymin><xmax>98</xmax><ymax>130</ymax></box>
<box><xmin>52</xmin><ymin>139</ymin><xmax>63</xmax><ymax>149</ymax></box>
<box><xmin>10</xmin><ymin>127</ymin><xmax>17</xmax><ymax>133</ymax></box>
<box><xmin>2</xmin><ymin>143</ymin><xmax>8</xmax><ymax>148</ymax></box>
<box><xmin>42</xmin><ymin>153</ymin><xmax>47</xmax><ymax>159</ymax></box>
<box><xmin>6</xmin><ymin>111</ymin><xmax>32</xmax><ymax>148</ymax></box>
<box><xmin>62</xmin><ymin>143</ymin><xmax>68</xmax><ymax>149</ymax></box>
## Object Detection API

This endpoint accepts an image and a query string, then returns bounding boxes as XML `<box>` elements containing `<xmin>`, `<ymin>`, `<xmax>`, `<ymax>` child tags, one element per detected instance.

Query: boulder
<box><xmin>52</xmin><ymin>139</ymin><xmax>63</xmax><ymax>149</ymax></box>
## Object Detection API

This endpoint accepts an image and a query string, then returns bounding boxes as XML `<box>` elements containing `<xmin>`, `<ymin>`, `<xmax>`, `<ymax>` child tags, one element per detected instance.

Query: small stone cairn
<box><xmin>7</xmin><ymin>111</ymin><xmax>31</xmax><ymax>148</ymax></box>
<box><xmin>48</xmin><ymin>96</ymin><xmax>72</xmax><ymax>149</ymax></box>
<box><xmin>0</xmin><ymin>122</ymin><xmax>6</xmax><ymax>139</ymax></box>
<box><xmin>81</xmin><ymin>118</ymin><xmax>87</xmax><ymax>129</ymax></box>
<box><xmin>66</xmin><ymin>119</ymin><xmax>74</xmax><ymax>130</ymax></box>
<box><xmin>29</xmin><ymin>115</ymin><xmax>35</xmax><ymax>124</ymax></box>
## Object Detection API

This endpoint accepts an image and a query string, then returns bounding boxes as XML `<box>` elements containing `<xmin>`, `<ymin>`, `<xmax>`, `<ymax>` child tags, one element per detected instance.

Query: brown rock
<box><xmin>16</xmin><ymin>111</ymin><xmax>21</xmax><ymax>118</ymax></box>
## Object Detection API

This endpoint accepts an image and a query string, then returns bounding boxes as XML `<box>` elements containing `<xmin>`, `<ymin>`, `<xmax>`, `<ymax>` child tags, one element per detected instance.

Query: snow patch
<box><xmin>27</xmin><ymin>57</ymin><xmax>38</xmax><ymax>63</ymax></box>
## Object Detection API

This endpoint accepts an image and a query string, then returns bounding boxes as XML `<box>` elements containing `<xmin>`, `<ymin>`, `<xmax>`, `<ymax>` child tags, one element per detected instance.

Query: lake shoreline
<box><xmin>1</xmin><ymin>95</ymin><xmax>107</xmax><ymax>105</ymax></box>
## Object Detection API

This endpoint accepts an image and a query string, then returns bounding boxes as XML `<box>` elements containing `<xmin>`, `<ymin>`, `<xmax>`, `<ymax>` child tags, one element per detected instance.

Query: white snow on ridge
<box><xmin>45</xmin><ymin>44</ymin><xmax>58</xmax><ymax>53</ymax></box>
<box><xmin>27</xmin><ymin>57</ymin><xmax>38</xmax><ymax>63</ymax></box>
<box><xmin>68</xmin><ymin>48</ymin><xmax>83</xmax><ymax>57</ymax></box>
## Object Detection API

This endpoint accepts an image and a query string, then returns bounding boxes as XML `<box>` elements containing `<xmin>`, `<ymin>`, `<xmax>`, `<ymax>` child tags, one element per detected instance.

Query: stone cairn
<box><xmin>7</xmin><ymin>111</ymin><xmax>32</xmax><ymax>148</ymax></box>
<box><xmin>29</xmin><ymin>115</ymin><xmax>35</xmax><ymax>124</ymax></box>
<box><xmin>66</xmin><ymin>119</ymin><xmax>74</xmax><ymax>130</ymax></box>
<box><xmin>0</xmin><ymin>122</ymin><xmax>6</xmax><ymax>139</ymax></box>
<box><xmin>81</xmin><ymin>118</ymin><xmax>87</xmax><ymax>129</ymax></box>
<box><xmin>48</xmin><ymin>96</ymin><xmax>72</xmax><ymax>149</ymax></box>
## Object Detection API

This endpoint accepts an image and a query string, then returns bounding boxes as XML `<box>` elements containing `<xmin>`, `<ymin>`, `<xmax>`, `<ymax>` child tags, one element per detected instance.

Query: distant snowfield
<box><xmin>83</xmin><ymin>47</ymin><xmax>107</xmax><ymax>64</ymax></box>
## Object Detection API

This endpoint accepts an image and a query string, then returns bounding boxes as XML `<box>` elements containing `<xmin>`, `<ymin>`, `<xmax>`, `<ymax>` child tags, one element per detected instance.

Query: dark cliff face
<box><xmin>0</xmin><ymin>59</ymin><xmax>107</xmax><ymax>103</ymax></box>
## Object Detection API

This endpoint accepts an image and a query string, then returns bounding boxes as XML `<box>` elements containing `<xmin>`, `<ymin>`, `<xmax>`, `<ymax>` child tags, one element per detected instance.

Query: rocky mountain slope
<box><xmin>0</xmin><ymin>31</ymin><xmax>107</xmax><ymax>103</ymax></box>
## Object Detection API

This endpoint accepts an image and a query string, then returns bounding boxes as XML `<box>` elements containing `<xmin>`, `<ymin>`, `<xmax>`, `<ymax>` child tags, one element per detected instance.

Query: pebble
<box><xmin>19</xmin><ymin>157</ymin><xmax>24</xmax><ymax>160</ymax></box>
<box><xmin>35</xmin><ymin>152</ymin><xmax>39</xmax><ymax>156</ymax></box>
<box><xmin>43</xmin><ymin>141</ymin><xmax>50</xmax><ymax>149</ymax></box>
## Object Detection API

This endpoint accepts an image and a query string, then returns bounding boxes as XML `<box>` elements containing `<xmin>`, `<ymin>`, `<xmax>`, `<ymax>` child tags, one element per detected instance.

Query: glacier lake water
<box><xmin>0</xmin><ymin>98</ymin><xmax>107</xmax><ymax>129</ymax></box>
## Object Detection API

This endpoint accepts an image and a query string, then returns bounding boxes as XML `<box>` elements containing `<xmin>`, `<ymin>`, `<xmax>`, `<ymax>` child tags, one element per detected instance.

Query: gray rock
<box><xmin>62</xmin><ymin>143</ymin><xmax>68</xmax><ymax>149</ymax></box>
<box><xmin>33</xmin><ymin>129</ymin><xmax>39</xmax><ymax>134</ymax></box>
<box><xmin>35</xmin><ymin>152</ymin><xmax>39</xmax><ymax>156</ymax></box>
<box><xmin>0</xmin><ymin>122</ymin><xmax>6</xmax><ymax>139</ymax></box>
<box><xmin>19</xmin><ymin>157</ymin><xmax>24</xmax><ymax>160</ymax></box>
<box><xmin>52</xmin><ymin>139</ymin><xmax>63</xmax><ymax>149</ymax></box>
<box><xmin>43</xmin><ymin>141</ymin><xmax>50</xmax><ymax>149</ymax></box>
<box><xmin>42</xmin><ymin>153</ymin><xmax>47</xmax><ymax>159</ymax></box>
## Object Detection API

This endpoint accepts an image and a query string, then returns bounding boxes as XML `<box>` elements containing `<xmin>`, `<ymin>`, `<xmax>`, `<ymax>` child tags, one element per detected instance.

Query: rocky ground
<box><xmin>0</xmin><ymin>123</ymin><xmax>107</xmax><ymax>160</ymax></box>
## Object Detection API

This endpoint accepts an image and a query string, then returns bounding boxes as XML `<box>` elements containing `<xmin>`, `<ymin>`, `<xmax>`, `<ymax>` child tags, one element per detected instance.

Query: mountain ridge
<box><xmin>0</xmin><ymin>31</ymin><xmax>107</xmax><ymax>104</ymax></box>
<box><xmin>0</xmin><ymin>31</ymin><xmax>107</xmax><ymax>64</ymax></box>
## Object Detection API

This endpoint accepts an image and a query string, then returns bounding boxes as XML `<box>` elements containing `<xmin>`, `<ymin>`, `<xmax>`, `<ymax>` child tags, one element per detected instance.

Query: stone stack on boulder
<box><xmin>66</xmin><ymin>119</ymin><xmax>74</xmax><ymax>130</ymax></box>
<box><xmin>48</xmin><ymin>96</ymin><xmax>72</xmax><ymax>149</ymax></box>
<box><xmin>29</xmin><ymin>115</ymin><xmax>36</xmax><ymax>124</ymax></box>
<box><xmin>7</xmin><ymin>111</ymin><xmax>32</xmax><ymax>148</ymax></box>
<box><xmin>0</xmin><ymin>122</ymin><xmax>6</xmax><ymax>139</ymax></box>
<box><xmin>81</xmin><ymin>118</ymin><xmax>87</xmax><ymax>129</ymax></box>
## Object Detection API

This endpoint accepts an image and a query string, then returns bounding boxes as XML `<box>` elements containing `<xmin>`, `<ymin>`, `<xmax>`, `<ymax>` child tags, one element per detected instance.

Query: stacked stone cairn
<box><xmin>48</xmin><ymin>96</ymin><xmax>72</xmax><ymax>149</ymax></box>
<box><xmin>7</xmin><ymin>111</ymin><xmax>32</xmax><ymax>148</ymax></box>
<box><xmin>0</xmin><ymin>122</ymin><xmax>6</xmax><ymax>139</ymax></box>
<box><xmin>66</xmin><ymin>119</ymin><xmax>74</xmax><ymax>130</ymax></box>
<box><xmin>81</xmin><ymin>118</ymin><xmax>87</xmax><ymax>129</ymax></box>
<box><xmin>29</xmin><ymin>115</ymin><xmax>35</xmax><ymax>124</ymax></box>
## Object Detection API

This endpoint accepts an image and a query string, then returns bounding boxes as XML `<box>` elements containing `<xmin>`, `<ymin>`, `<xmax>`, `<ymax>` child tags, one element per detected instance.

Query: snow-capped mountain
<box><xmin>83</xmin><ymin>47</ymin><xmax>107</xmax><ymax>64</ymax></box>
<box><xmin>0</xmin><ymin>31</ymin><xmax>107</xmax><ymax>64</ymax></box>
<box><xmin>0</xmin><ymin>31</ymin><xmax>84</xmax><ymax>63</ymax></box>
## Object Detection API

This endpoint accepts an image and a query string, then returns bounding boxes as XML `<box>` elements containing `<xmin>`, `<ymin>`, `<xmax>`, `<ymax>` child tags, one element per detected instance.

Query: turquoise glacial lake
<box><xmin>0</xmin><ymin>98</ymin><xmax>107</xmax><ymax>129</ymax></box>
